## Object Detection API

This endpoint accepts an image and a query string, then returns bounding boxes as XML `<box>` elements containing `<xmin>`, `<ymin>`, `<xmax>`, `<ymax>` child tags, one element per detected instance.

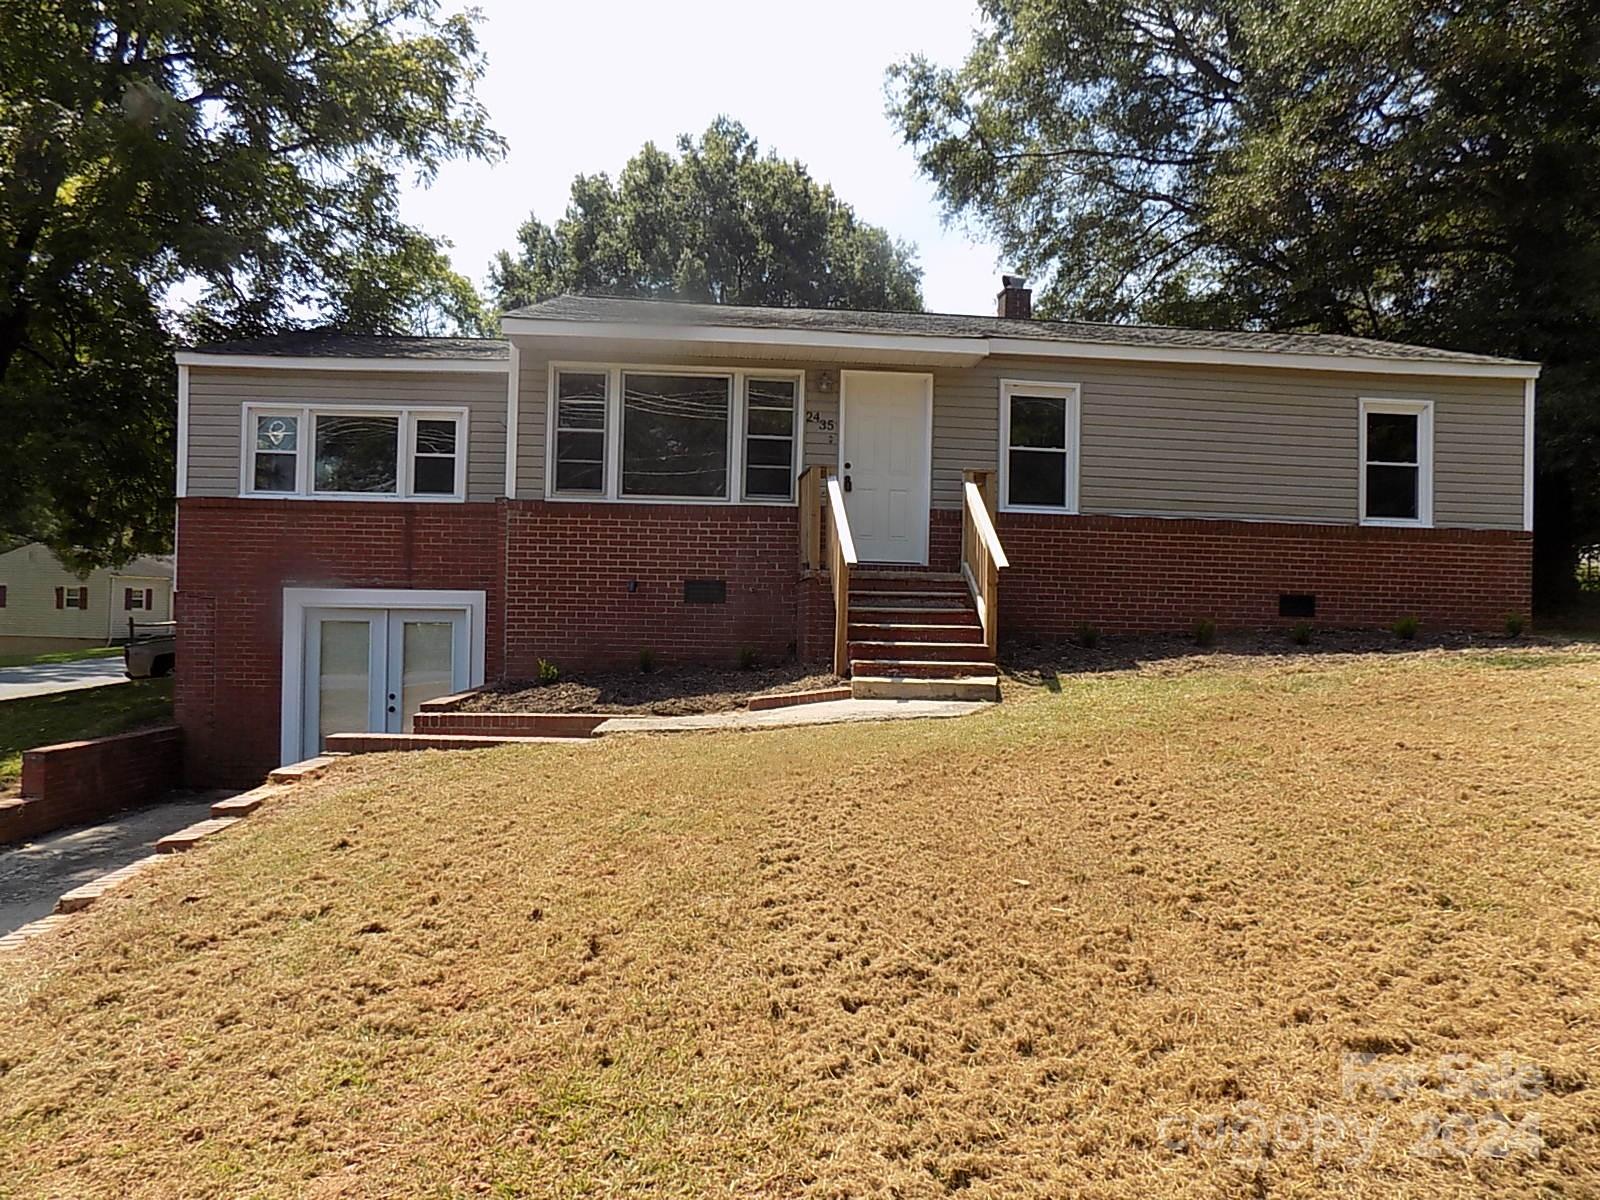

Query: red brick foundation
<box><xmin>1</xmin><ymin>725</ymin><xmax>183</xmax><ymax>845</ymax></box>
<box><xmin>174</xmin><ymin>498</ymin><xmax>1531</xmax><ymax>786</ymax></box>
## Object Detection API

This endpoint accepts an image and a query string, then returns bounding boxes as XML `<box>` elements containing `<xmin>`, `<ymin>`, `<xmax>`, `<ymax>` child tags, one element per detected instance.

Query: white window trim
<box><xmin>1358</xmin><ymin>398</ymin><xmax>1434</xmax><ymax>528</ymax></box>
<box><xmin>279</xmin><ymin>586</ymin><xmax>487</xmax><ymax>767</ymax></box>
<box><xmin>238</xmin><ymin>404</ymin><xmax>469</xmax><ymax>502</ymax></box>
<box><xmin>998</xmin><ymin>379</ymin><xmax>1082</xmax><ymax>514</ymax></box>
<box><xmin>544</xmin><ymin>361</ymin><xmax>805</xmax><ymax>506</ymax></box>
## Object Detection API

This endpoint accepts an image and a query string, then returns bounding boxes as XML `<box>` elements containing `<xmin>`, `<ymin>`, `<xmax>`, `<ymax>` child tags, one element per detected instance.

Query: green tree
<box><xmin>491</xmin><ymin>119</ymin><xmax>924</xmax><ymax>313</ymax></box>
<box><xmin>890</xmin><ymin>1</ymin><xmax>1600</xmax><ymax>597</ymax></box>
<box><xmin>2</xmin><ymin>1</ymin><xmax>502</xmax><ymax>568</ymax></box>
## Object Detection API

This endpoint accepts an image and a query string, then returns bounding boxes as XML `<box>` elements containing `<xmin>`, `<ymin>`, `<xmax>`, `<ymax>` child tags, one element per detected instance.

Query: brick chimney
<box><xmin>996</xmin><ymin>274</ymin><xmax>1032</xmax><ymax>319</ymax></box>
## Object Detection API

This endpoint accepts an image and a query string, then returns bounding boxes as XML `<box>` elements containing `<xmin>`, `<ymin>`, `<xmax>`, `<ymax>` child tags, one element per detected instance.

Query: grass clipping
<box><xmin>2</xmin><ymin>646</ymin><xmax>1599</xmax><ymax>1196</ymax></box>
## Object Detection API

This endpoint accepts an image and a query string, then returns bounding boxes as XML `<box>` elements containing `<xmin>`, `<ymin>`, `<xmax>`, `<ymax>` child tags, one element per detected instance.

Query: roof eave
<box><xmin>174</xmin><ymin>351</ymin><xmax>508</xmax><ymax>373</ymax></box>
<box><xmin>501</xmin><ymin>316</ymin><xmax>1539</xmax><ymax>380</ymax></box>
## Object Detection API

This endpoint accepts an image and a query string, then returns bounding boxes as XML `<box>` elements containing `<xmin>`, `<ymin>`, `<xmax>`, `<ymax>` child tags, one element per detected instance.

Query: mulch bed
<box><xmin>462</xmin><ymin>662</ymin><xmax>843</xmax><ymax>716</ymax></box>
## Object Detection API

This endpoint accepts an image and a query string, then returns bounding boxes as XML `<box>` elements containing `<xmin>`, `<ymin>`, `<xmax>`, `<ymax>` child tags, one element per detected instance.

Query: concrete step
<box><xmin>849</xmin><ymin>639</ymin><xmax>992</xmax><ymax>662</ymax></box>
<box><xmin>848</xmin><ymin>621</ymin><xmax>986</xmax><ymax>643</ymax></box>
<box><xmin>849</xmin><ymin>603</ymin><xmax>976</xmax><ymax>625</ymax></box>
<box><xmin>850</xmin><ymin>674</ymin><xmax>1001</xmax><ymax>702</ymax></box>
<box><xmin>850</xmin><ymin>658</ymin><xmax>995</xmax><ymax>678</ymax></box>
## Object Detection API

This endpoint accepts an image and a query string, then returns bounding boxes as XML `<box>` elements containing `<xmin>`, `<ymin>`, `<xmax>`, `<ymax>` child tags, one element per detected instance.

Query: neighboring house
<box><xmin>0</xmin><ymin>543</ymin><xmax>174</xmax><ymax>647</ymax></box>
<box><xmin>172</xmin><ymin>281</ymin><xmax>1538</xmax><ymax>784</ymax></box>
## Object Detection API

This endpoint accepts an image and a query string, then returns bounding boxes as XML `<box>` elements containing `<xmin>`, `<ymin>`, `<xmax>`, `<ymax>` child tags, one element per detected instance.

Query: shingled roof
<box><xmin>507</xmin><ymin>295</ymin><xmax>1533</xmax><ymax>369</ymax></box>
<box><xmin>187</xmin><ymin>329</ymin><xmax>509</xmax><ymax>361</ymax></box>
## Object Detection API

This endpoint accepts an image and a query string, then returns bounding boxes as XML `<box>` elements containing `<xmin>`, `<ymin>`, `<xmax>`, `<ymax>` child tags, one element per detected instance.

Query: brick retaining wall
<box><xmin>0</xmin><ymin>725</ymin><xmax>182</xmax><ymax>845</ymax></box>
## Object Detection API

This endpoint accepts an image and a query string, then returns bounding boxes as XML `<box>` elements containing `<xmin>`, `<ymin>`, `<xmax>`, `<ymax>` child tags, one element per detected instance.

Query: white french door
<box><xmin>302</xmin><ymin>607</ymin><xmax>469</xmax><ymax>755</ymax></box>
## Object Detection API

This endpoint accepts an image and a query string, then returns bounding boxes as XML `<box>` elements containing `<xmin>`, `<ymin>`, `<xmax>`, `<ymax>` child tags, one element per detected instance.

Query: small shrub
<box><xmin>536</xmin><ymin>658</ymin><xmax>560</xmax><ymax>685</ymax></box>
<box><xmin>1392</xmin><ymin>615</ymin><xmax>1420</xmax><ymax>641</ymax></box>
<box><xmin>1504</xmin><ymin>613</ymin><xmax>1526</xmax><ymax>638</ymax></box>
<box><xmin>1075</xmin><ymin>622</ymin><xmax>1101</xmax><ymax>649</ymax></box>
<box><xmin>738</xmin><ymin>645</ymin><xmax>759</xmax><ymax>670</ymax></box>
<box><xmin>638</xmin><ymin>648</ymin><xmax>657</xmax><ymax>674</ymax></box>
<box><xmin>1192</xmin><ymin>618</ymin><xmax>1217</xmax><ymax>648</ymax></box>
<box><xmin>1290</xmin><ymin>622</ymin><xmax>1313</xmax><ymax>646</ymax></box>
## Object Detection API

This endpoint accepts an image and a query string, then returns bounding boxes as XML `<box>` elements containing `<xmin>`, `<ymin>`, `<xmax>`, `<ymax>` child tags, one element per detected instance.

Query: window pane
<box><xmin>745</xmin><ymin>465</ymin><xmax>793</xmax><ymax>499</ymax></box>
<box><xmin>415</xmin><ymin>418</ymin><xmax>456</xmax><ymax>456</ymax></box>
<box><xmin>745</xmin><ymin>438</ymin><xmax>793</xmax><ymax>467</ymax></box>
<box><xmin>557</xmin><ymin>372</ymin><xmax>607</xmax><ymax>429</ymax></box>
<box><xmin>1009</xmin><ymin>449</ymin><xmax>1067</xmax><ymax>507</ymax></box>
<box><xmin>254</xmin><ymin>453</ymin><xmax>297</xmax><ymax>493</ymax></box>
<box><xmin>747</xmin><ymin>407</ymin><xmax>794</xmax><ymax>436</ymax></box>
<box><xmin>747</xmin><ymin>379</ymin><xmax>795</xmax><ymax>436</ymax></box>
<box><xmin>413</xmin><ymin>455</ymin><xmax>456</xmax><ymax>495</ymax></box>
<box><xmin>748</xmin><ymin>379</ymin><xmax>796</xmax><ymax>408</ymax></box>
<box><xmin>1009</xmin><ymin>395</ymin><xmax>1067</xmax><ymax>449</ymax></box>
<box><xmin>555</xmin><ymin>430</ymin><xmax>605</xmax><ymax>492</ymax></box>
<box><xmin>1367</xmin><ymin>411</ymin><xmax>1418</xmax><ymax>463</ymax></box>
<box><xmin>314</xmin><ymin>416</ymin><xmax>398</xmax><ymax>493</ymax></box>
<box><xmin>622</xmin><ymin>373</ymin><xmax>730</xmax><ymax>498</ymax></box>
<box><xmin>1366</xmin><ymin>464</ymin><xmax>1419</xmax><ymax>520</ymax></box>
<box><xmin>255</xmin><ymin>414</ymin><xmax>298</xmax><ymax>452</ymax></box>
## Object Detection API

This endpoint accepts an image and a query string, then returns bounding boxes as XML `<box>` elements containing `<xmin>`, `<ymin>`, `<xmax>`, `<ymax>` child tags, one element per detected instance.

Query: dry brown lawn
<box><xmin>2</xmin><ymin>644</ymin><xmax>1599</xmax><ymax>1197</ymax></box>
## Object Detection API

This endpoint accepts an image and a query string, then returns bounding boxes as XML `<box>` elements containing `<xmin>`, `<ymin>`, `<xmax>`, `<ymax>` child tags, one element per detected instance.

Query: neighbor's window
<box><xmin>1001</xmin><ymin>380</ymin><xmax>1079</xmax><ymax>511</ymax></box>
<box><xmin>743</xmin><ymin>377</ymin><xmax>797</xmax><ymax>500</ymax></box>
<box><xmin>621</xmin><ymin>372</ymin><xmax>732</xmax><ymax>498</ymax></box>
<box><xmin>1361</xmin><ymin>399</ymin><xmax>1433</xmax><ymax>525</ymax></box>
<box><xmin>65</xmin><ymin>588</ymin><xmax>84</xmax><ymax>609</ymax></box>
<box><xmin>243</xmin><ymin>406</ymin><xmax>464</xmax><ymax>500</ymax></box>
<box><xmin>252</xmin><ymin>412</ymin><xmax>300</xmax><ymax>493</ymax></box>
<box><xmin>552</xmin><ymin>371</ymin><xmax>607</xmax><ymax>494</ymax></box>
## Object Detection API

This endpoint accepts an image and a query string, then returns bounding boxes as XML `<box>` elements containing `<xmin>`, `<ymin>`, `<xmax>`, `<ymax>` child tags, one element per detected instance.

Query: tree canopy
<box><xmin>2</xmin><ymin>1</ymin><xmax>501</xmax><ymax>569</ymax></box>
<box><xmin>890</xmin><ymin>0</ymin><xmax>1600</xmax><ymax>594</ymax></box>
<box><xmin>490</xmin><ymin>119</ymin><xmax>924</xmax><ymax>313</ymax></box>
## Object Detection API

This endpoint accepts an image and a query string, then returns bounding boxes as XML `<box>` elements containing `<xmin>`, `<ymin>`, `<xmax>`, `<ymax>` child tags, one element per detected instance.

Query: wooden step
<box><xmin>850</xmin><ymin>674</ymin><xmax>1000</xmax><ymax>702</ymax></box>
<box><xmin>848</xmin><ymin>571</ymin><xmax>968</xmax><ymax>594</ymax></box>
<box><xmin>850</xmin><ymin>603</ymin><xmax>976</xmax><ymax>625</ymax></box>
<box><xmin>848</xmin><ymin>621</ymin><xmax>985</xmax><ymax>643</ymax></box>
<box><xmin>850</xmin><ymin>589</ymin><xmax>974</xmax><ymax>607</ymax></box>
<box><xmin>850</xmin><ymin>658</ymin><xmax>995</xmax><ymax>678</ymax></box>
<box><xmin>849</xmin><ymin>639</ymin><xmax>992</xmax><ymax>662</ymax></box>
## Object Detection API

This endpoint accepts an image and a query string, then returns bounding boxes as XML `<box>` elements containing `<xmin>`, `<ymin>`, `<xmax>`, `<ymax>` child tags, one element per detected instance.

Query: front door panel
<box><xmin>841</xmin><ymin>373</ymin><xmax>931</xmax><ymax>564</ymax></box>
<box><xmin>384</xmin><ymin>611</ymin><xmax>467</xmax><ymax>732</ymax></box>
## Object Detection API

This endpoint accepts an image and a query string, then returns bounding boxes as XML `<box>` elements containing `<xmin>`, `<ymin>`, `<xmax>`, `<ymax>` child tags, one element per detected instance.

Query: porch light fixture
<box><xmin>814</xmin><ymin>370</ymin><xmax>837</xmax><ymax>393</ymax></box>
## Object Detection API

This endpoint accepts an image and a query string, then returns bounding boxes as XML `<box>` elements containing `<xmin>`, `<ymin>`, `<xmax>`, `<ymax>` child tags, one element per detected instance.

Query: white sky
<box><xmin>397</xmin><ymin>0</ymin><xmax>1006</xmax><ymax>317</ymax></box>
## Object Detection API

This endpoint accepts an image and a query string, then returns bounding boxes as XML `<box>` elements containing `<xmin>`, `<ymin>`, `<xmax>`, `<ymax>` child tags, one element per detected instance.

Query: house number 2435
<box><xmin>805</xmin><ymin>411</ymin><xmax>835</xmax><ymax>432</ymax></box>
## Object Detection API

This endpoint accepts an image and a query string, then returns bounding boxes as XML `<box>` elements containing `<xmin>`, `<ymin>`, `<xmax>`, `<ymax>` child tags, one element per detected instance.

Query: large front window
<box><xmin>548</xmin><ymin>366</ymin><xmax>802</xmax><ymax>503</ymax></box>
<box><xmin>243</xmin><ymin>406</ymin><xmax>466</xmax><ymax>500</ymax></box>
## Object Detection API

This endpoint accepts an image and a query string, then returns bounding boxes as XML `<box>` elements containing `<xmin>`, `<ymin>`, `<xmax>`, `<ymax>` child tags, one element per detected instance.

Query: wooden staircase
<box><xmin>846</xmin><ymin>571</ymin><xmax>999</xmax><ymax>700</ymax></box>
<box><xmin>799</xmin><ymin>466</ymin><xmax>1009</xmax><ymax>705</ymax></box>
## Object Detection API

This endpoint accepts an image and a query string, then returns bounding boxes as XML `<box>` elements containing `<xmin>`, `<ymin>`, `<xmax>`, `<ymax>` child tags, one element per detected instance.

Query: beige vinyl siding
<box><xmin>0</xmin><ymin>545</ymin><xmax>173</xmax><ymax>641</ymax></box>
<box><xmin>507</xmin><ymin>345</ymin><xmax>1526</xmax><ymax>529</ymax></box>
<box><xmin>186</xmin><ymin>367</ymin><xmax>508</xmax><ymax>502</ymax></box>
<box><xmin>933</xmin><ymin>358</ymin><xmax>1526</xmax><ymax>529</ymax></box>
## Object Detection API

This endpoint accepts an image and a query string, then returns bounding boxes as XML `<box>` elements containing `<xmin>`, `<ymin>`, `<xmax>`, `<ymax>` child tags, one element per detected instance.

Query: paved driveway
<box><xmin>0</xmin><ymin>794</ymin><xmax>220</xmax><ymax>935</ymax></box>
<box><xmin>0</xmin><ymin>656</ymin><xmax>128</xmax><ymax>702</ymax></box>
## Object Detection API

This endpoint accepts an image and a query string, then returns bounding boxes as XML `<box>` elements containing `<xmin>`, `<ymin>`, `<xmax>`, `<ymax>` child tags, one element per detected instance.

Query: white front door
<box><xmin>839</xmin><ymin>371</ymin><xmax>932</xmax><ymax>564</ymax></box>
<box><xmin>302</xmin><ymin>607</ymin><xmax>469</xmax><ymax>755</ymax></box>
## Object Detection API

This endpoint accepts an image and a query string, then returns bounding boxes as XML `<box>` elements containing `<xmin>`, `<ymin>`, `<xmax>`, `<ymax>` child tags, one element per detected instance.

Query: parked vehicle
<box><xmin>123</xmin><ymin>620</ymin><xmax>176</xmax><ymax>679</ymax></box>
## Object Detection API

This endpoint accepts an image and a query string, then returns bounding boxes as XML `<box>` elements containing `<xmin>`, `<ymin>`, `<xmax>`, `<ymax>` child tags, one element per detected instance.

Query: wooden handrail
<box><xmin>824</xmin><ymin>470</ymin><xmax>857</xmax><ymax>675</ymax></box>
<box><xmin>960</xmin><ymin>469</ymin><xmax>1008</xmax><ymax>655</ymax></box>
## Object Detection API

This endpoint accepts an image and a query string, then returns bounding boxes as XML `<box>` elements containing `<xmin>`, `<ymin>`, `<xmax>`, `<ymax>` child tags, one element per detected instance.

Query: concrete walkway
<box><xmin>0</xmin><ymin>656</ymin><xmax>128</xmax><ymax>702</ymax></box>
<box><xmin>0</xmin><ymin>793</ymin><xmax>220</xmax><ymax>935</ymax></box>
<box><xmin>596</xmin><ymin>697</ymin><xmax>991</xmax><ymax>734</ymax></box>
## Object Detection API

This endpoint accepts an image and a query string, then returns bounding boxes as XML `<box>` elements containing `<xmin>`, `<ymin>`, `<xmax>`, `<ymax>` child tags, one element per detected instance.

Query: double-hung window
<box><xmin>244</xmin><ymin>406</ymin><xmax>467</xmax><ymax>500</ymax></box>
<box><xmin>549</xmin><ymin>366</ymin><xmax>803</xmax><ymax>503</ymax></box>
<box><xmin>999</xmin><ymin>380</ymin><xmax>1081</xmax><ymax>512</ymax></box>
<box><xmin>1359</xmin><ymin>399</ymin><xmax>1433</xmax><ymax>526</ymax></box>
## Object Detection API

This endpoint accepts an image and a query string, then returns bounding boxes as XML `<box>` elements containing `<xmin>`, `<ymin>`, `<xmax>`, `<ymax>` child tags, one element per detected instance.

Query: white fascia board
<box><xmin>175</xmin><ymin>352</ymin><xmax>508</xmax><ymax>374</ymax></box>
<box><xmin>987</xmin><ymin>337</ymin><xmax>1542</xmax><ymax>380</ymax></box>
<box><xmin>1524</xmin><ymin>377</ymin><xmax>1536</xmax><ymax>532</ymax></box>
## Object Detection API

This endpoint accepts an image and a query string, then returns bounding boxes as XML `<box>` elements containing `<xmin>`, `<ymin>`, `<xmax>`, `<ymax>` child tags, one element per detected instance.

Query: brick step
<box><xmin>849</xmin><ymin>639</ymin><xmax>993</xmax><ymax>662</ymax></box>
<box><xmin>849</xmin><ymin>658</ymin><xmax>995</xmax><ymax>678</ymax></box>
<box><xmin>847</xmin><ymin>621</ymin><xmax>986</xmax><ymax>643</ymax></box>
<box><xmin>849</xmin><ymin>603</ymin><xmax>976</xmax><ymax>625</ymax></box>
<box><xmin>413</xmin><ymin>712</ymin><xmax>605</xmax><ymax>738</ymax></box>
<box><xmin>324</xmin><ymin>731</ymin><xmax>595</xmax><ymax>755</ymax></box>
<box><xmin>850</xmin><ymin>674</ymin><xmax>1000</xmax><ymax>702</ymax></box>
